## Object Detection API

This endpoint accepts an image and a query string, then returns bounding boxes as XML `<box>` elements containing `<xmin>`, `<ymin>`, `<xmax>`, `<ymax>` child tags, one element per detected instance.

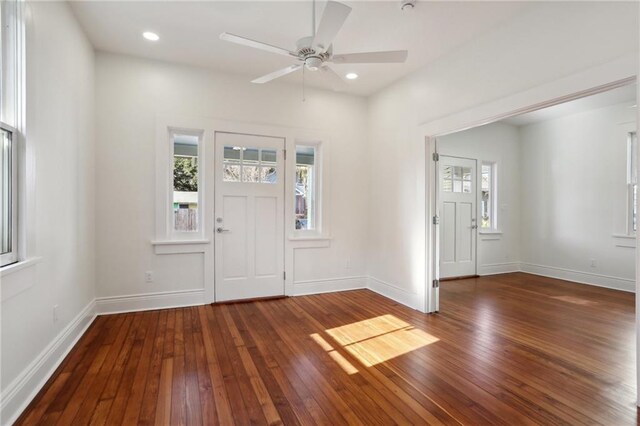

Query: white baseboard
<box><xmin>478</xmin><ymin>262</ymin><xmax>521</xmax><ymax>276</ymax></box>
<box><xmin>367</xmin><ymin>276</ymin><xmax>423</xmax><ymax>311</ymax></box>
<box><xmin>520</xmin><ymin>262</ymin><xmax>635</xmax><ymax>292</ymax></box>
<box><xmin>292</xmin><ymin>276</ymin><xmax>366</xmax><ymax>296</ymax></box>
<box><xmin>1</xmin><ymin>300</ymin><xmax>97</xmax><ymax>426</ymax></box>
<box><xmin>95</xmin><ymin>289</ymin><xmax>205</xmax><ymax>315</ymax></box>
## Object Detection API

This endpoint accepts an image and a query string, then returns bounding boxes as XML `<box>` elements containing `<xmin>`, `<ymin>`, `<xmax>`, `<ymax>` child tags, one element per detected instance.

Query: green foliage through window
<box><xmin>174</xmin><ymin>156</ymin><xmax>198</xmax><ymax>192</ymax></box>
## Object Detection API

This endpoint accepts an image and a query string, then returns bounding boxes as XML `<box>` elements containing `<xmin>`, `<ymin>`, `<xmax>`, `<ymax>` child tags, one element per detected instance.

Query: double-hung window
<box><xmin>627</xmin><ymin>131</ymin><xmax>637</xmax><ymax>235</ymax></box>
<box><xmin>1</xmin><ymin>0</ymin><xmax>23</xmax><ymax>267</ymax></box>
<box><xmin>480</xmin><ymin>162</ymin><xmax>497</xmax><ymax>231</ymax></box>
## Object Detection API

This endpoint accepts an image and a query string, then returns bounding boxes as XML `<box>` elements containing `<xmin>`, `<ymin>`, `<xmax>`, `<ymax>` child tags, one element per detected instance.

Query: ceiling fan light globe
<box><xmin>305</xmin><ymin>56</ymin><xmax>323</xmax><ymax>71</ymax></box>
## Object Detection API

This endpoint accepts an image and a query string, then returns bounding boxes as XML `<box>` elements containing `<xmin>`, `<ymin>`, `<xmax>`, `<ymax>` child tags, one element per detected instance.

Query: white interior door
<box><xmin>439</xmin><ymin>156</ymin><xmax>477</xmax><ymax>278</ymax></box>
<box><xmin>214</xmin><ymin>132</ymin><xmax>285</xmax><ymax>302</ymax></box>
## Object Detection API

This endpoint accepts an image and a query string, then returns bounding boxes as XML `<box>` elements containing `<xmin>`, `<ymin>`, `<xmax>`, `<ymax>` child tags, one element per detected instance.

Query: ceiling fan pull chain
<box><xmin>302</xmin><ymin>66</ymin><xmax>306</xmax><ymax>102</ymax></box>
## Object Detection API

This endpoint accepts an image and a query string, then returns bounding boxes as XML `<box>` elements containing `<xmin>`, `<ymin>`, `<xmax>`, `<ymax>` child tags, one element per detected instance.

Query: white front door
<box><xmin>214</xmin><ymin>132</ymin><xmax>285</xmax><ymax>302</ymax></box>
<box><xmin>439</xmin><ymin>156</ymin><xmax>477</xmax><ymax>278</ymax></box>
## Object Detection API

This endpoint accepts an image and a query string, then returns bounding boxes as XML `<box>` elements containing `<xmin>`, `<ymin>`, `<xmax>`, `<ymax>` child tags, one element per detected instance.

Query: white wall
<box><xmin>0</xmin><ymin>2</ymin><xmax>96</xmax><ymax>423</ymax></box>
<box><xmin>94</xmin><ymin>53</ymin><xmax>369</xmax><ymax>304</ymax></box>
<box><xmin>520</xmin><ymin>102</ymin><xmax>637</xmax><ymax>291</ymax></box>
<box><xmin>439</xmin><ymin>123</ymin><xmax>522</xmax><ymax>275</ymax></box>
<box><xmin>367</xmin><ymin>1</ymin><xmax>639</xmax><ymax>311</ymax></box>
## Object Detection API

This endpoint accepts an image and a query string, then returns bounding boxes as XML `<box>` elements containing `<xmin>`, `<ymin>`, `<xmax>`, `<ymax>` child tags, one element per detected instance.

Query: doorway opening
<box><xmin>430</xmin><ymin>79</ymin><xmax>637</xmax><ymax>311</ymax></box>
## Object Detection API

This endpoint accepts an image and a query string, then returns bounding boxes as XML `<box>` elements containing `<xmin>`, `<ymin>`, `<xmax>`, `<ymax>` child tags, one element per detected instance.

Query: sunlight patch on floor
<box><xmin>324</xmin><ymin>314</ymin><xmax>439</xmax><ymax>367</ymax></box>
<box><xmin>310</xmin><ymin>333</ymin><xmax>359</xmax><ymax>375</ymax></box>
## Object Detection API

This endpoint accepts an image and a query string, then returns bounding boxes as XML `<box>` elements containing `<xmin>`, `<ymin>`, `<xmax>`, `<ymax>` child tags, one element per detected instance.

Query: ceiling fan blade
<box><xmin>220</xmin><ymin>32</ymin><xmax>296</xmax><ymax>58</ymax></box>
<box><xmin>319</xmin><ymin>65</ymin><xmax>347</xmax><ymax>91</ymax></box>
<box><xmin>251</xmin><ymin>64</ymin><xmax>302</xmax><ymax>84</ymax></box>
<box><xmin>331</xmin><ymin>50</ymin><xmax>408</xmax><ymax>64</ymax></box>
<box><xmin>312</xmin><ymin>1</ymin><xmax>352</xmax><ymax>52</ymax></box>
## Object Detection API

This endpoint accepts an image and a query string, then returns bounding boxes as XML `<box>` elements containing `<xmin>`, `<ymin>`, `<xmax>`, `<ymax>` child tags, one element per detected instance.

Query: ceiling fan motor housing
<box><xmin>296</xmin><ymin>36</ymin><xmax>330</xmax><ymax>71</ymax></box>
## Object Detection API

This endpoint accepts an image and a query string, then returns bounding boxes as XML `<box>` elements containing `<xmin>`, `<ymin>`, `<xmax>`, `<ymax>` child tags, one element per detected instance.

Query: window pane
<box><xmin>481</xmin><ymin>165</ymin><xmax>491</xmax><ymax>191</ymax></box>
<box><xmin>173</xmin><ymin>134</ymin><xmax>199</xmax><ymax>232</ymax></box>
<box><xmin>628</xmin><ymin>132</ymin><xmax>637</xmax><ymax>184</ymax></box>
<box><xmin>634</xmin><ymin>184</ymin><xmax>637</xmax><ymax>232</ymax></box>
<box><xmin>296</xmin><ymin>146</ymin><xmax>316</xmax><ymax>230</ymax></box>
<box><xmin>1</xmin><ymin>128</ymin><xmax>12</xmax><ymax>254</ymax></box>
<box><xmin>481</xmin><ymin>163</ymin><xmax>493</xmax><ymax>229</ymax></box>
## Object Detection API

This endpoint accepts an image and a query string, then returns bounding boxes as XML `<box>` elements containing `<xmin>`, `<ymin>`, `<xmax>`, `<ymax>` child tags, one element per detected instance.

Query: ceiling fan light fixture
<box><xmin>345</xmin><ymin>72</ymin><xmax>358</xmax><ymax>80</ymax></box>
<box><xmin>142</xmin><ymin>31</ymin><xmax>159</xmax><ymax>41</ymax></box>
<box><xmin>305</xmin><ymin>56</ymin><xmax>323</xmax><ymax>71</ymax></box>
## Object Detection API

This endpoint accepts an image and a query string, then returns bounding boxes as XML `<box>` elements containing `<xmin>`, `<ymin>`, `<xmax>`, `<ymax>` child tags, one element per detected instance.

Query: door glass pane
<box><xmin>223</xmin><ymin>146</ymin><xmax>278</xmax><ymax>184</ymax></box>
<box><xmin>244</xmin><ymin>148</ymin><xmax>259</xmax><ymax>163</ymax></box>
<box><xmin>173</xmin><ymin>134</ymin><xmax>199</xmax><ymax>231</ymax></box>
<box><xmin>462</xmin><ymin>167</ymin><xmax>472</xmax><ymax>181</ymax></box>
<box><xmin>453</xmin><ymin>180</ymin><xmax>462</xmax><ymax>193</ymax></box>
<box><xmin>261</xmin><ymin>166</ymin><xmax>277</xmax><ymax>184</ymax></box>
<box><xmin>223</xmin><ymin>146</ymin><xmax>241</xmax><ymax>162</ymax></box>
<box><xmin>261</xmin><ymin>149</ymin><xmax>276</xmax><ymax>164</ymax></box>
<box><xmin>453</xmin><ymin>166</ymin><xmax>462</xmax><ymax>180</ymax></box>
<box><xmin>243</xmin><ymin>165</ymin><xmax>260</xmax><ymax>182</ymax></box>
<box><xmin>463</xmin><ymin>181</ymin><xmax>471</xmax><ymax>193</ymax></box>
<box><xmin>224</xmin><ymin>164</ymin><xmax>241</xmax><ymax>182</ymax></box>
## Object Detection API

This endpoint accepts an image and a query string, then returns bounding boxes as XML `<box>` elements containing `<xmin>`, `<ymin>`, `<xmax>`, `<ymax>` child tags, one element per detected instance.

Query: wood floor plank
<box><xmin>17</xmin><ymin>273</ymin><xmax>639</xmax><ymax>425</ymax></box>
<box><xmin>138</xmin><ymin>309</ymin><xmax>169</xmax><ymax>425</ymax></box>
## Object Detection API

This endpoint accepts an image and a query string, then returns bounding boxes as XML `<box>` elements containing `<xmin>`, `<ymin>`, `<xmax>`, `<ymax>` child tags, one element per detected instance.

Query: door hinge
<box><xmin>283</xmin><ymin>149</ymin><xmax>287</xmax><ymax>160</ymax></box>
<box><xmin>283</xmin><ymin>271</ymin><xmax>286</xmax><ymax>280</ymax></box>
<box><xmin>432</xmin><ymin>152</ymin><xmax>439</xmax><ymax>162</ymax></box>
<box><xmin>432</xmin><ymin>215</ymin><xmax>439</xmax><ymax>225</ymax></box>
<box><xmin>432</xmin><ymin>279</ymin><xmax>440</xmax><ymax>288</ymax></box>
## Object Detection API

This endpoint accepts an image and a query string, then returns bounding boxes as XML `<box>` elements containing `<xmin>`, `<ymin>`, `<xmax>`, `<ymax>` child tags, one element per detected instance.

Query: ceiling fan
<box><xmin>219</xmin><ymin>1</ymin><xmax>408</xmax><ymax>89</ymax></box>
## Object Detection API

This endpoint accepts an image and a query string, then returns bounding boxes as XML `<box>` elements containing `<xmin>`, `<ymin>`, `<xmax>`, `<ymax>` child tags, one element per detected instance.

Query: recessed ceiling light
<box><xmin>345</xmin><ymin>73</ymin><xmax>358</xmax><ymax>80</ymax></box>
<box><xmin>143</xmin><ymin>31</ymin><xmax>159</xmax><ymax>42</ymax></box>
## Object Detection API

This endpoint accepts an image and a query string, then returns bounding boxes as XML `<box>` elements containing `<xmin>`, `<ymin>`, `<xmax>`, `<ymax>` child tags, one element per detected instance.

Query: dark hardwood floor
<box><xmin>16</xmin><ymin>272</ymin><xmax>637</xmax><ymax>425</ymax></box>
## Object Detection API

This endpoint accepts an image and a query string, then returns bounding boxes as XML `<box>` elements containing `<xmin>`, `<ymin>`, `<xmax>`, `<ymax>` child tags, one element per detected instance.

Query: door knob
<box><xmin>217</xmin><ymin>227</ymin><xmax>230</xmax><ymax>233</ymax></box>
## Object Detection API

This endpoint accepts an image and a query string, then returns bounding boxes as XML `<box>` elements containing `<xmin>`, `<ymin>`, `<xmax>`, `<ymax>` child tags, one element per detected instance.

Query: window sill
<box><xmin>151</xmin><ymin>239</ymin><xmax>210</xmax><ymax>246</ymax></box>
<box><xmin>151</xmin><ymin>239</ymin><xmax>210</xmax><ymax>255</ymax></box>
<box><xmin>612</xmin><ymin>234</ymin><xmax>636</xmax><ymax>249</ymax></box>
<box><xmin>288</xmin><ymin>234</ymin><xmax>331</xmax><ymax>241</ymax></box>
<box><xmin>479</xmin><ymin>230</ymin><xmax>502</xmax><ymax>235</ymax></box>
<box><xmin>1</xmin><ymin>257</ymin><xmax>42</xmax><ymax>278</ymax></box>
<box><xmin>612</xmin><ymin>234</ymin><xmax>636</xmax><ymax>240</ymax></box>
<box><xmin>288</xmin><ymin>234</ymin><xmax>332</xmax><ymax>249</ymax></box>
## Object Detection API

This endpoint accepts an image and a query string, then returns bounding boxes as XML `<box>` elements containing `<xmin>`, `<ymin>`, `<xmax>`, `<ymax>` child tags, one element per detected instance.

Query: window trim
<box><xmin>0</xmin><ymin>0</ymin><xmax>25</xmax><ymax>269</ymax></box>
<box><xmin>167</xmin><ymin>127</ymin><xmax>205</xmax><ymax>240</ymax></box>
<box><xmin>293</xmin><ymin>140</ymin><xmax>323</xmax><ymax>237</ymax></box>
<box><xmin>1</xmin><ymin>121</ymin><xmax>17</xmax><ymax>267</ymax></box>
<box><xmin>479</xmin><ymin>161</ymin><xmax>498</xmax><ymax>232</ymax></box>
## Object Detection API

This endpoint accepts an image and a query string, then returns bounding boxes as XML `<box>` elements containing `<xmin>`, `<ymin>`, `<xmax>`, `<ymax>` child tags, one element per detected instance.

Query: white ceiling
<box><xmin>503</xmin><ymin>84</ymin><xmax>637</xmax><ymax>126</ymax></box>
<box><xmin>70</xmin><ymin>1</ymin><xmax>530</xmax><ymax>96</ymax></box>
